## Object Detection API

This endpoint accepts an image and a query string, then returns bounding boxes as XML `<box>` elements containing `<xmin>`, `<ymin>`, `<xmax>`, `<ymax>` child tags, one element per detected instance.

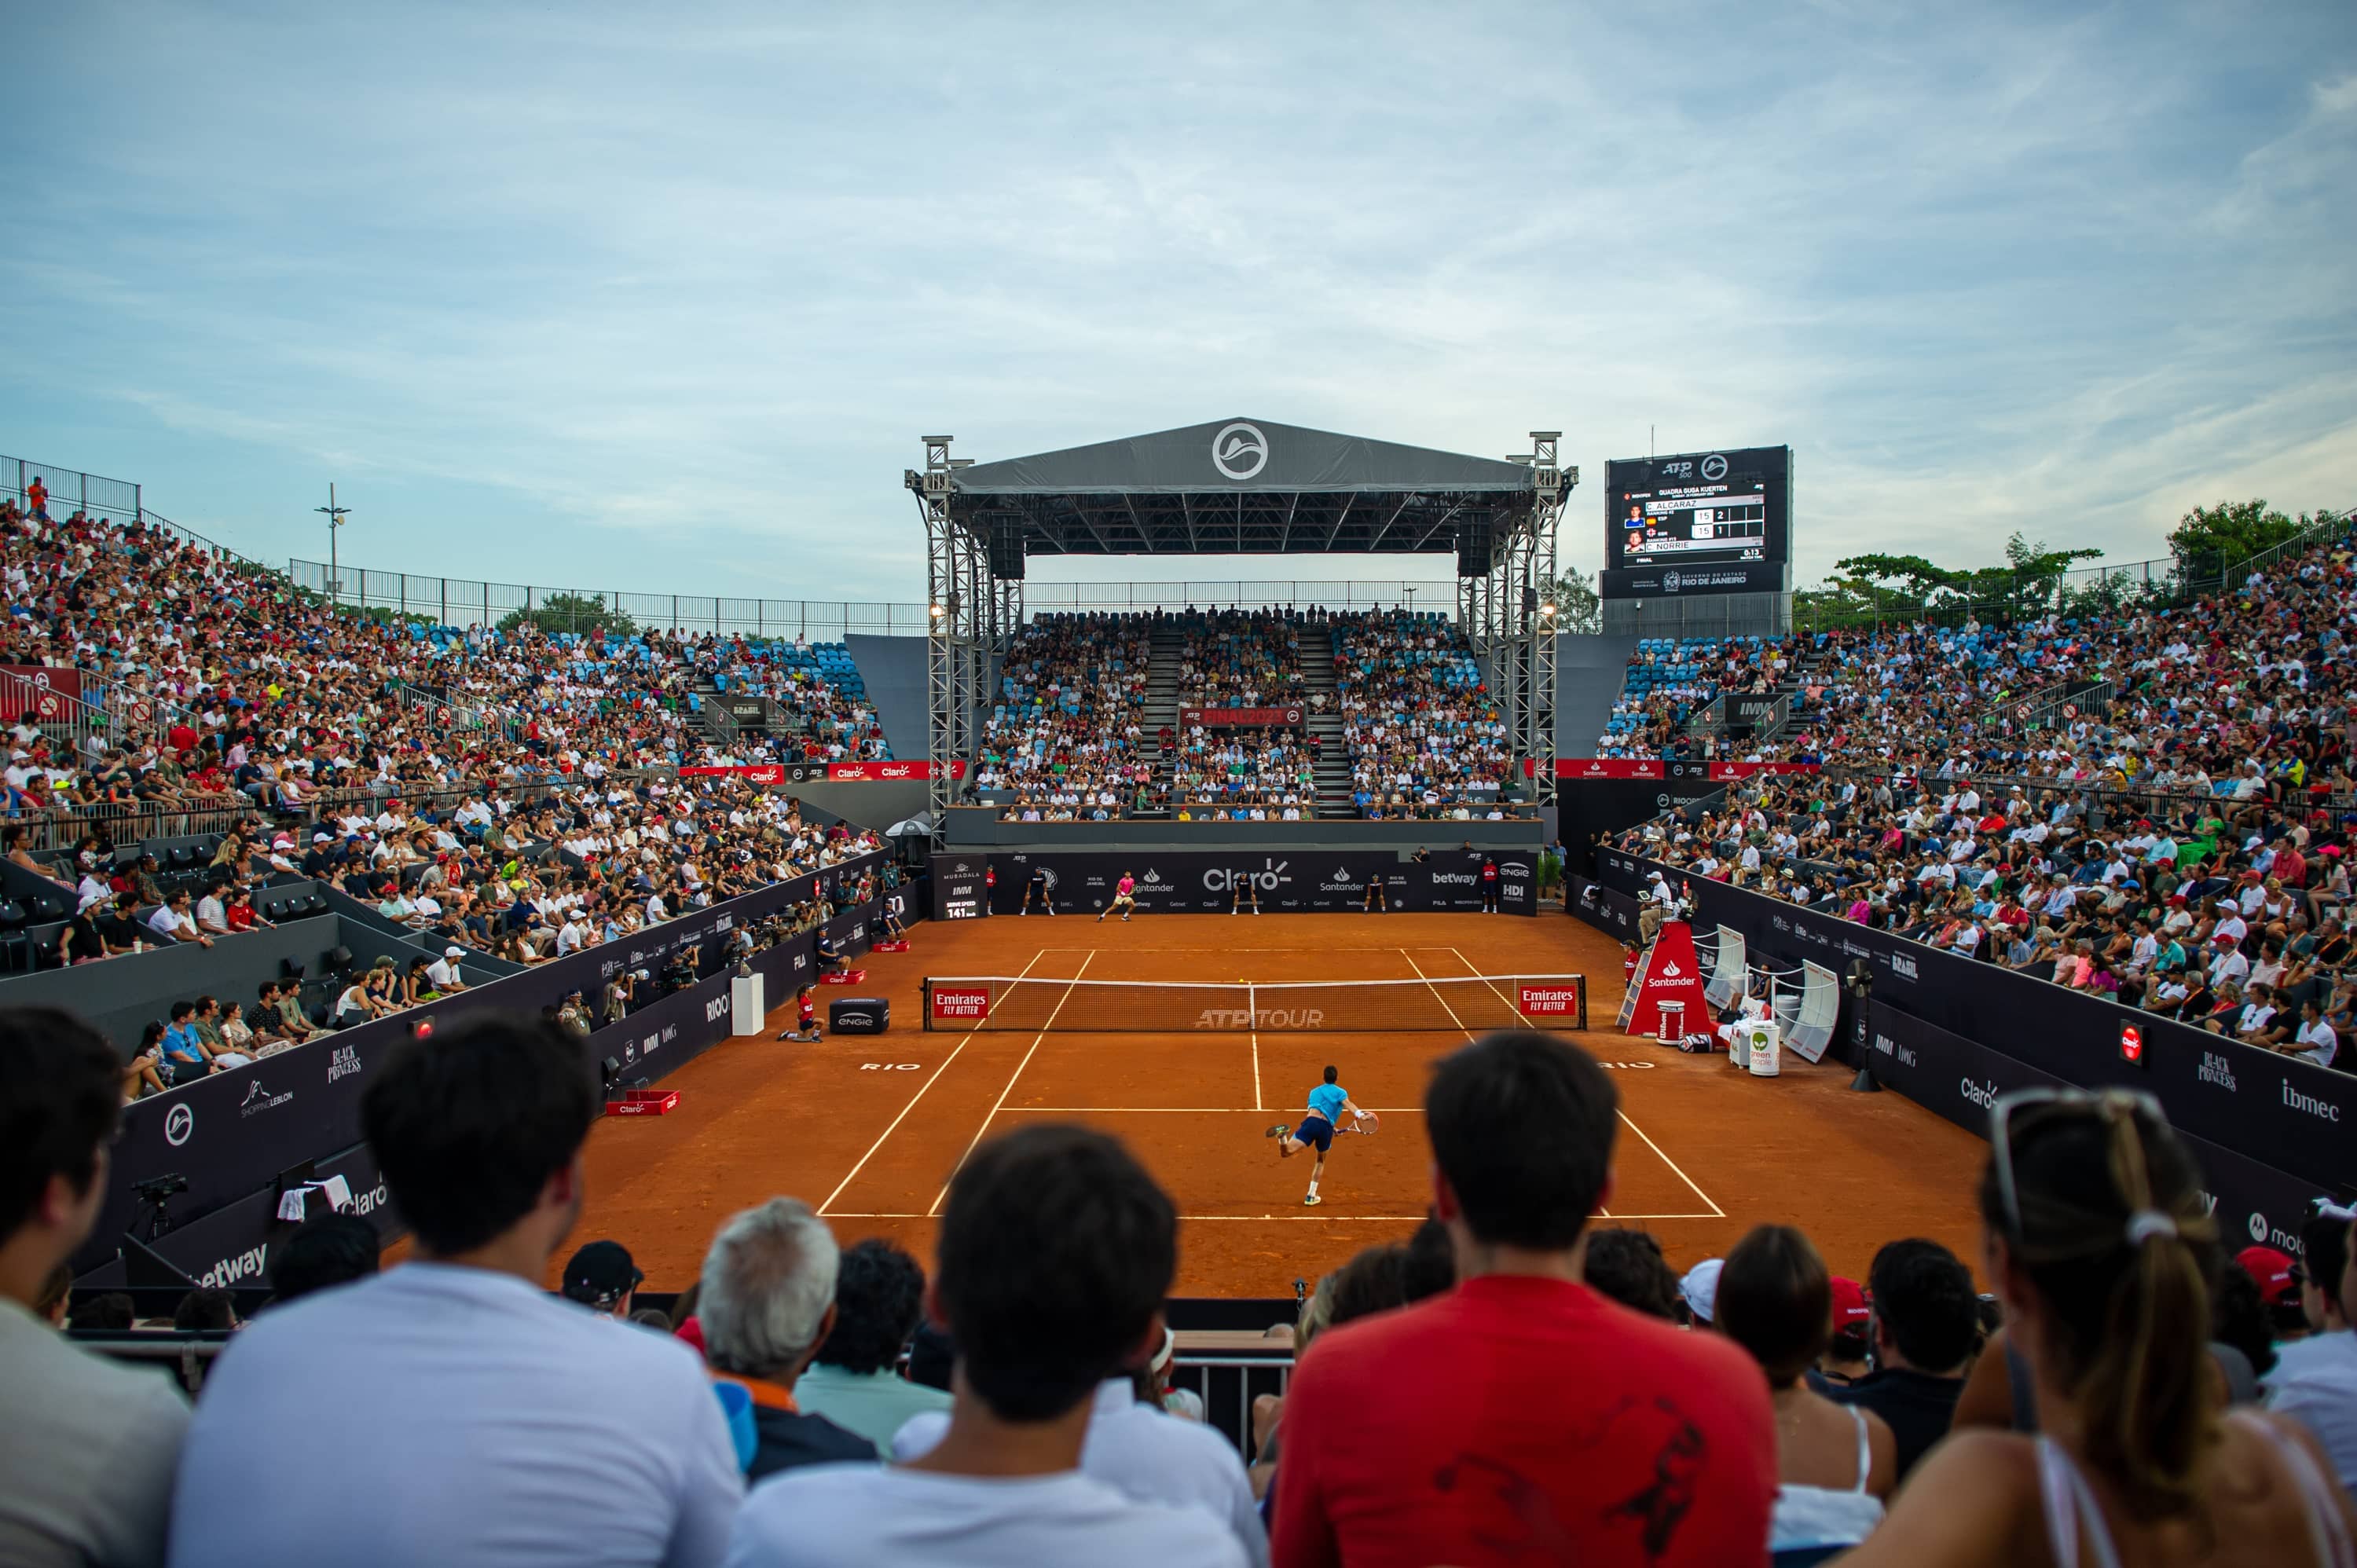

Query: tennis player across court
<box><xmin>1095</xmin><ymin>870</ymin><xmax>1139</xmax><ymax>922</ymax></box>
<box><xmin>1265</xmin><ymin>1064</ymin><xmax>1376</xmax><ymax>1207</ymax></box>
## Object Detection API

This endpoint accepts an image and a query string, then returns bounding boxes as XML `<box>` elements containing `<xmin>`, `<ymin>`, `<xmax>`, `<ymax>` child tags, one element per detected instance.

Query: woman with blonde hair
<box><xmin>1846</xmin><ymin>1090</ymin><xmax>2355</xmax><ymax>1566</ymax></box>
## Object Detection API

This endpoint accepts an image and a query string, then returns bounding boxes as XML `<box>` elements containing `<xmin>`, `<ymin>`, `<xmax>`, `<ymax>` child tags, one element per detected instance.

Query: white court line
<box><xmin>825</xmin><ymin>1211</ymin><xmax>1723</xmax><ymax>1222</ymax></box>
<box><xmin>1448</xmin><ymin>945</ymin><xmax>1531</xmax><ymax>1024</ymax></box>
<box><xmin>1006</xmin><ymin>1106</ymin><xmax>1428</xmax><ymax>1114</ymax></box>
<box><xmin>816</xmin><ymin>948</ymin><xmax>1048</xmax><ymax>1218</ymax></box>
<box><xmin>924</xmin><ymin>951</ymin><xmax>1096</xmax><ymax>1217</ymax></box>
<box><xmin>1251</xmin><ymin>1028</ymin><xmax>1263</xmax><ymax>1112</ymax></box>
<box><xmin>1615</xmin><ymin>1108</ymin><xmax>1727</xmax><ymax>1217</ymax></box>
<box><xmin>1406</xmin><ymin>946</ymin><xmax>1622</xmax><ymax>1219</ymax></box>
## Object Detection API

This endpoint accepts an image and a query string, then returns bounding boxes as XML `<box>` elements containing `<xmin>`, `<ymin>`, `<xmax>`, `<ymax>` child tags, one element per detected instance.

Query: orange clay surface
<box><xmin>541</xmin><ymin>908</ymin><xmax>1988</xmax><ymax>1296</ymax></box>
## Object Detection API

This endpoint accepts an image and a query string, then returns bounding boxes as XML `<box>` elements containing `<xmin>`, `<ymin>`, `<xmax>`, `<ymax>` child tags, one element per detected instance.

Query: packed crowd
<box><xmin>12</xmin><ymin>768</ymin><xmax>886</xmax><ymax>1088</ymax></box>
<box><xmin>0</xmin><ymin>501</ymin><xmax>884</xmax><ymax>836</ymax></box>
<box><xmin>6</xmin><ymin>1017</ymin><xmax>2353</xmax><ymax>1566</ymax></box>
<box><xmin>1615</xmin><ymin>526</ymin><xmax>2357</xmax><ymax>1070</ymax></box>
<box><xmin>1332</xmin><ymin>610</ymin><xmax>1512</xmax><ymax>812</ymax></box>
<box><xmin>1175</xmin><ymin>610</ymin><xmax>1306</xmax><ymax>711</ymax></box>
<box><xmin>973</xmin><ymin>614</ymin><xmax>1155</xmax><ymax>805</ymax></box>
<box><xmin>1598</xmin><ymin>519</ymin><xmax>2354</xmax><ymax>776</ymax></box>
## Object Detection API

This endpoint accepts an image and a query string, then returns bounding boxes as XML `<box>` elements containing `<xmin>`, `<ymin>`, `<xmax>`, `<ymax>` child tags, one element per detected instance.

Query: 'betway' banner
<box><xmin>1593</xmin><ymin>849</ymin><xmax>2355</xmax><ymax>1193</ymax></box>
<box><xmin>1868</xmin><ymin>1006</ymin><xmax>2328</xmax><ymax>1269</ymax></box>
<box><xmin>1179</xmin><ymin>705</ymin><xmax>1304</xmax><ymax>727</ymax></box>
<box><xmin>75</xmin><ymin>851</ymin><xmax>889</xmax><ymax>1278</ymax></box>
<box><xmin>681</xmin><ymin>760</ymin><xmax>962</xmax><ymax>783</ymax></box>
<box><xmin>994</xmin><ymin>847</ymin><xmax>1538</xmax><ymax>916</ymax></box>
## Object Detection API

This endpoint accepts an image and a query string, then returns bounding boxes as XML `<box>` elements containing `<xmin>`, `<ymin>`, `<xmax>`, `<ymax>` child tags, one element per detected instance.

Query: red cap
<box><xmin>2238</xmin><ymin>1245</ymin><xmax>2299</xmax><ymax>1306</ymax></box>
<box><xmin>1829</xmin><ymin>1276</ymin><xmax>1871</xmax><ymax>1332</ymax></box>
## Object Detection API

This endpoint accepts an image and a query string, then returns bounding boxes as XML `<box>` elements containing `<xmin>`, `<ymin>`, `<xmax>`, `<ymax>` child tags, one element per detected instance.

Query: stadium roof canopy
<box><xmin>930</xmin><ymin>417</ymin><xmax>1543</xmax><ymax>558</ymax></box>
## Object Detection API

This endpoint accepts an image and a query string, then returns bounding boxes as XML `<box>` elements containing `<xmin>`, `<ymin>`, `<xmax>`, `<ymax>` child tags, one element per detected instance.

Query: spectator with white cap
<box><xmin>425</xmin><ymin>944</ymin><xmax>468</xmax><ymax>994</ymax></box>
<box><xmin>1681</xmin><ymin>1256</ymin><xmax>1723</xmax><ymax>1328</ymax></box>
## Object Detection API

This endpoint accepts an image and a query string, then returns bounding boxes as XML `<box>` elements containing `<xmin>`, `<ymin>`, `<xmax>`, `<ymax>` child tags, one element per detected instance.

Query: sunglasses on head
<box><xmin>1989</xmin><ymin>1086</ymin><xmax>2170</xmax><ymax>1244</ymax></box>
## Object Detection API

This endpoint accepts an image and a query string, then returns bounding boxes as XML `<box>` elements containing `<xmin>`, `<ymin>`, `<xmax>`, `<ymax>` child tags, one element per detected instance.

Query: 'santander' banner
<box><xmin>681</xmin><ymin>760</ymin><xmax>964</xmax><ymax>783</ymax></box>
<box><xmin>1178</xmin><ymin>706</ymin><xmax>1305</xmax><ymax>727</ymax></box>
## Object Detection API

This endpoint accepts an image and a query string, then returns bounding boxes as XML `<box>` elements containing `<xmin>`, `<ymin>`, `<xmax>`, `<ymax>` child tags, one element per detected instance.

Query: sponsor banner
<box><xmin>0</xmin><ymin>663</ymin><xmax>84</xmax><ymax>720</ymax></box>
<box><xmin>1565</xmin><ymin>874</ymin><xmax>1640</xmax><ymax>941</ymax></box>
<box><xmin>987</xmin><ymin>848</ymin><xmax>1538</xmax><ymax>917</ymax></box>
<box><xmin>930</xmin><ymin>984</ymin><xmax>992</xmax><ymax>1023</ymax></box>
<box><xmin>679</xmin><ymin>760</ymin><xmax>964</xmax><ymax>783</ymax></box>
<box><xmin>77</xmin><ymin>852</ymin><xmax>891</xmax><ymax>1278</ymax></box>
<box><xmin>1593</xmin><ymin>852</ymin><xmax>2355</xmax><ymax>1192</ymax></box>
<box><xmin>827</xmin><ymin>760</ymin><xmax>963</xmax><ymax>782</ymax></box>
<box><xmin>1178</xmin><ymin>705</ymin><xmax>1304</xmax><ymax>728</ymax></box>
<box><xmin>1600</xmin><ymin>559</ymin><xmax>1788</xmax><ymax>599</ymax></box>
<box><xmin>1868</xmin><ymin>1006</ymin><xmax>2322</xmax><ymax>1261</ymax></box>
<box><xmin>1518</xmin><ymin>981</ymin><xmax>1582</xmax><ymax>1017</ymax></box>
<box><xmin>134</xmin><ymin>1140</ymin><xmax>401</xmax><ymax>1291</ymax></box>
<box><xmin>1541</xmin><ymin>758</ymin><xmax>1666</xmax><ymax>780</ymax></box>
<box><xmin>1707</xmin><ymin>762</ymin><xmax>1822</xmax><ymax>780</ymax></box>
<box><xmin>929</xmin><ymin>854</ymin><xmax>991</xmax><ymax>921</ymax></box>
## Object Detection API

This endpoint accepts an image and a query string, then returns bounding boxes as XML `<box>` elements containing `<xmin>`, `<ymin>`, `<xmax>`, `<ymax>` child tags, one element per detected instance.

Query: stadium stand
<box><xmin>1618</xmin><ymin>518</ymin><xmax>2357</xmax><ymax>1072</ymax></box>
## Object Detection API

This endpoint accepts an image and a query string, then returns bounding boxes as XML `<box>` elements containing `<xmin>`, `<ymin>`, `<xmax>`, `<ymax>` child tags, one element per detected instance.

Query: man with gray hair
<box><xmin>699</xmin><ymin>1197</ymin><xmax>878</xmax><ymax>1478</ymax></box>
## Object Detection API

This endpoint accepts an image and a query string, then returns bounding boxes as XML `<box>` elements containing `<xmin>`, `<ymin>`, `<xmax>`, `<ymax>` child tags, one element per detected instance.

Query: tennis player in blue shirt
<box><xmin>1264</xmin><ymin>1065</ymin><xmax>1373</xmax><ymax>1207</ymax></box>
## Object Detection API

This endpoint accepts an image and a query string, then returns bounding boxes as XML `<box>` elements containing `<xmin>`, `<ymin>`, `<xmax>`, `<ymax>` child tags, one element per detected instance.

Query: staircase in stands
<box><xmin>1299</xmin><ymin>647</ymin><xmax>1352</xmax><ymax>814</ymax></box>
<box><xmin>1135</xmin><ymin>619</ymin><xmax>1184</xmax><ymax>819</ymax></box>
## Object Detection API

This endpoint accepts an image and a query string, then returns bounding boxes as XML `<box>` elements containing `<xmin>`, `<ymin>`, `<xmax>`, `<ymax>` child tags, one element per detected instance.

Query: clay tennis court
<box><xmin>549</xmin><ymin>910</ymin><xmax>1989</xmax><ymax>1295</ymax></box>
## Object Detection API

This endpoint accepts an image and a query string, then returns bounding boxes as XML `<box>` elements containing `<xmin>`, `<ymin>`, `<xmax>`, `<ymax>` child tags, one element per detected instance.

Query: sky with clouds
<box><xmin>2</xmin><ymin>2</ymin><xmax>2352</xmax><ymax>608</ymax></box>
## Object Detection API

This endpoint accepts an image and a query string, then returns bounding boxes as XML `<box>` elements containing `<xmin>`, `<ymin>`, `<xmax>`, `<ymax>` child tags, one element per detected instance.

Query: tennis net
<box><xmin>922</xmin><ymin>974</ymin><xmax>1587</xmax><ymax>1032</ymax></box>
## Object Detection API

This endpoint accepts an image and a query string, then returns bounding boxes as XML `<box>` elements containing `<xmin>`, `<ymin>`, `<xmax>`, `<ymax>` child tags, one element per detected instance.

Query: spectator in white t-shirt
<box><xmin>171</xmin><ymin>1015</ymin><xmax>743</xmax><ymax>1566</ymax></box>
<box><xmin>424</xmin><ymin>946</ymin><xmax>467</xmax><ymax>994</ymax></box>
<box><xmin>726</xmin><ymin>1124</ymin><xmax>1246</xmax><ymax>1568</ymax></box>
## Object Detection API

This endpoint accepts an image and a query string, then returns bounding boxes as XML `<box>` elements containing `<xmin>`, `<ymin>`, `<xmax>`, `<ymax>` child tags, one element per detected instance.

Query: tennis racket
<box><xmin>1343</xmin><ymin>1110</ymin><xmax>1382</xmax><ymax>1136</ymax></box>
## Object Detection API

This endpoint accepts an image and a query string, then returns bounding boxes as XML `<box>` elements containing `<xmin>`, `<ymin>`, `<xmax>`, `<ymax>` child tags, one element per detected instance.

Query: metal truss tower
<box><xmin>1461</xmin><ymin>431</ymin><xmax>1571</xmax><ymax>793</ymax></box>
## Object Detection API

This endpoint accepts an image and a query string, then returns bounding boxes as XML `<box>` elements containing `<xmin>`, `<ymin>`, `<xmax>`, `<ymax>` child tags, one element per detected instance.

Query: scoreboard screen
<box><xmin>1601</xmin><ymin>445</ymin><xmax>1792</xmax><ymax>600</ymax></box>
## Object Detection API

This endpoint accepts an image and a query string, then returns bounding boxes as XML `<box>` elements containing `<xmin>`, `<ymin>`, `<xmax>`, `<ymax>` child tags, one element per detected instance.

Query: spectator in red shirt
<box><xmin>1270</xmin><ymin>1031</ymin><xmax>1776</xmax><ymax>1567</ymax></box>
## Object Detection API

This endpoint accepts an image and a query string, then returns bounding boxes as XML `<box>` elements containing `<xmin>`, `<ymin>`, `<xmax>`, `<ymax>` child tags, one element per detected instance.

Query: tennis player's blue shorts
<box><xmin>1296</xmin><ymin>1115</ymin><xmax>1335</xmax><ymax>1153</ymax></box>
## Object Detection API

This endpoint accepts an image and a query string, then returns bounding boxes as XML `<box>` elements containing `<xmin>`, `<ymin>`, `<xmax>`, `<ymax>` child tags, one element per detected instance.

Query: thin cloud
<box><xmin>0</xmin><ymin>1</ymin><xmax>2350</xmax><ymax>603</ymax></box>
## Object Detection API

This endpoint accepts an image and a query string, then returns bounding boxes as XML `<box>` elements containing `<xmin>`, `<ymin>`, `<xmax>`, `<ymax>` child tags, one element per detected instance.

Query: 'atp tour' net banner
<box><xmin>922</xmin><ymin>974</ymin><xmax>1585</xmax><ymax>1032</ymax></box>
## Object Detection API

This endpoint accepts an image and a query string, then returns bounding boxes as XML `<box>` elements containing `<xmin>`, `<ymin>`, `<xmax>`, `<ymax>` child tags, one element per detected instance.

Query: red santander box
<box><xmin>1517</xmin><ymin>981</ymin><xmax>1582</xmax><ymax>1017</ymax></box>
<box><xmin>930</xmin><ymin>984</ymin><xmax>992</xmax><ymax>1023</ymax></box>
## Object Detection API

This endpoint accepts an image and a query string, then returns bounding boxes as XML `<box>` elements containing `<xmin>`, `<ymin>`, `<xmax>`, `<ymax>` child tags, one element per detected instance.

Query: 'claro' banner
<box><xmin>681</xmin><ymin>760</ymin><xmax>966</xmax><ymax>783</ymax></box>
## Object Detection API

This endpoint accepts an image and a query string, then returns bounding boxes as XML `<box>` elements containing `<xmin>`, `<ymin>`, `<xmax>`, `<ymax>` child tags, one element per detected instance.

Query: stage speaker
<box><xmin>1457</xmin><ymin>525</ymin><xmax>1493</xmax><ymax>577</ymax></box>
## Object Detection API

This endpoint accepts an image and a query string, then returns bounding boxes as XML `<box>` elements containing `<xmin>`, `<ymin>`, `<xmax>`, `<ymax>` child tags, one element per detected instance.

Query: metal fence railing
<box><xmin>1021</xmin><ymin>580</ymin><xmax>1462</xmax><ymax>613</ymax></box>
<box><xmin>285</xmin><ymin>559</ymin><xmax>932</xmax><ymax>639</ymax></box>
<box><xmin>0</xmin><ymin>453</ymin><xmax>141</xmax><ymax>520</ymax></box>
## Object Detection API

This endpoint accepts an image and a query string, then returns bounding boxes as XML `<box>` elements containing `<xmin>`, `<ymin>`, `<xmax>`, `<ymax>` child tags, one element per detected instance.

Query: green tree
<box><xmin>1538</xmin><ymin>566</ymin><xmax>1601</xmax><ymax>634</ymax></box>
<box><xmin>496</xmin><ymin>592</ymin><xmax>638</xmax><ymax>638</ymax></box>
<box><xmin>2166</xmin><ymin>500</ymin><xmax>2308</xmax><ymax>586</ymax></box>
